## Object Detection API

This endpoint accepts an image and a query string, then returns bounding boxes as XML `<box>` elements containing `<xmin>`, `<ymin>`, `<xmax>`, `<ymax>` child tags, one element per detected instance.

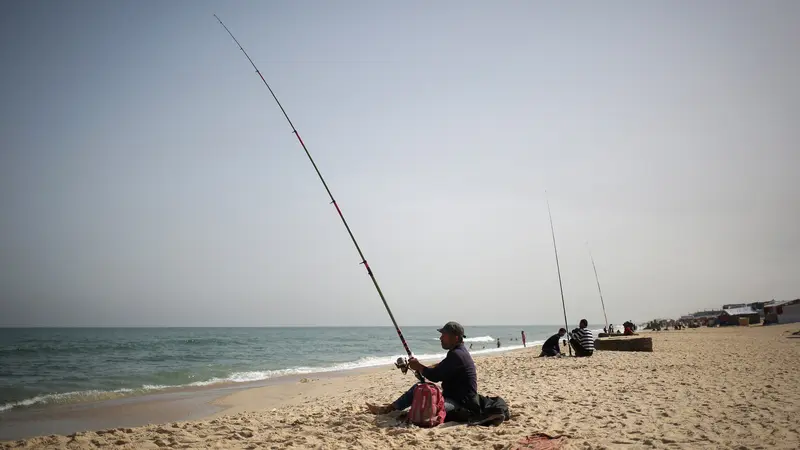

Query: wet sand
<box><xmin>2</xmin><ymin>324</ymin><xmax>799</xmax><ymax>449</ymax></box>
<box><xmin>0</xmin><ymin>368</ymin><xmax>385</xmax><ymax>442</ymax></box>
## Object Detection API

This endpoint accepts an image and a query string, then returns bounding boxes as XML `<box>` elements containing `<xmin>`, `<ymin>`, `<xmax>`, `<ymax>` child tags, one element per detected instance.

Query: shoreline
<box><xmin>0</xmin><ymin>362</ymin><xmax>397</xmax><ymax>442</ymax></box>
<box><xmin>0</xmin><ymin>344</ymin><xmax>534</xmax><ymax>441</ymax></box>
<box><xmin>0</xmin><ymin>334</ymin><xmax>541</xmax><ymax>415</ymax></box>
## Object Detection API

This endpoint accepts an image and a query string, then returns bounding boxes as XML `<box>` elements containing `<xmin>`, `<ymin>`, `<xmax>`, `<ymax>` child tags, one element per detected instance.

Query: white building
<box><xmin>764</xmin><ymin>299</ymin><xmax>800</xmax><ymax>325</ymax></box>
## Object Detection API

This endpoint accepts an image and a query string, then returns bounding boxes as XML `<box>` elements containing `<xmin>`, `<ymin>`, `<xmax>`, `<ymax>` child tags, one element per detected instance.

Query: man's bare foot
<box><xmin>366</xmin><ymin>403</ymin><xmax>395</xmax><ymax>415</ymax></box>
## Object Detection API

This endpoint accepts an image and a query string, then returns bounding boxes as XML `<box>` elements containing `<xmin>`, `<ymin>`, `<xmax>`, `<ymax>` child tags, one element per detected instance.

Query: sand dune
<box><xmin>3</xmin><ymin>324</ymin><xmax>799</xmax><ymax>449</ymax></box>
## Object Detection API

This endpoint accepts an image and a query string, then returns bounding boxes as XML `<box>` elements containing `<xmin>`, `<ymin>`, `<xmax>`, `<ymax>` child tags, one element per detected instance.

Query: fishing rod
<box><xmin>545</xmin><ymin>192</ymin><xmax>572</xmax><ymax>356</ymax></box>
<box><xmin>586</xmin><ymin>243</ymin><xmax>609</xmax><ymax>332</ymax></box>
<box><xmin>214</xmin><ymin>15</ymin><xmax>423</xmax><ymax>382</ymax></box>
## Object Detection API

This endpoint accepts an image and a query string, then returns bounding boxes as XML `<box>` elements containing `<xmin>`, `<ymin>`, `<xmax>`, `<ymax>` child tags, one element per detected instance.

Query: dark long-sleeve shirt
<box><xmin>422</xmin><ymin>343</ymin><xmax>477</xmax><ymax>407</ymax></box>
<box><xmin>542</xmin><ymin>333</ymin><xmax>561</xmax><ymax>353</ymax></box>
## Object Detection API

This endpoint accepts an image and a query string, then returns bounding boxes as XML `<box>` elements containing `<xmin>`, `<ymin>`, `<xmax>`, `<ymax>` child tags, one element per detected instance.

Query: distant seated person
<box><xmin>366</xmin><ymin>321</ymin><xmax>478</xmax><ymax>417</ymax></box>
<box><xmin>540</xmin><ymin>328</ymin><xmax>567</xmax><ymax>357</ymax></box>
<box><xmin>570</xmin><ymin>319</ymin><xmax>595</xmax><ymax>357</ymax></box>
<box><xmin>623</xmin><ymin>321</ymin><xmax>635</xmax><ymax>335</ymax></box>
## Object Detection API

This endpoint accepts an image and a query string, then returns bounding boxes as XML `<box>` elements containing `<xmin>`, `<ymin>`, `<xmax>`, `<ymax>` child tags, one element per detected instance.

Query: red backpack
<box><xmin>407</xmin><ymin>382</ymin><xmax>446</xmax><ymax>427</ymax></box>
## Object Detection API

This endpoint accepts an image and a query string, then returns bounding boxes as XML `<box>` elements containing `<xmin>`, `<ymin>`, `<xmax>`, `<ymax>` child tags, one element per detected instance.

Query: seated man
<box><xmin>366</xmin><ymin>321</ymin><xmax>478</xmax><ymax>416</ymax></box>
<box><xmin>623</xmin><ymin>321</ymin><xmax>635</xmax><ymax>335</ymax></box>
<box><xmin>569</xmin><ymin>319</ymin><xmax>595</xmax><ymax>357</ymax></box>
<box><xmin>539</xmin><ymin>328</ymin><xmax>566</xmax><ymax>357</ymax></box>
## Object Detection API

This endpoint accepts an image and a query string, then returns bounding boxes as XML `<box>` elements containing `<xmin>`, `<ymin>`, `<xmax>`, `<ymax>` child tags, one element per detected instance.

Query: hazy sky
<box><xmin>1</xmin><ymin>1</ymin><xmax>798</xmax><ymax>327</ymax></box>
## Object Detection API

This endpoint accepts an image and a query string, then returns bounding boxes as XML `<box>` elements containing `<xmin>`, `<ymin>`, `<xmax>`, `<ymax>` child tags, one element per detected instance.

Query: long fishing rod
<box><xmin>586</xmin><ymin>243</ymin><xmax>609</xmax><ymax>332</ymax></box>
<box><xmin>545</xmin><ymin>192</ymin><xmax>572</xmax><ymax>356</ymax></box>
<box><xmin>214</xmin><ymin>15</ymin><xmax>423</xmax><ymax>381</ymax></box>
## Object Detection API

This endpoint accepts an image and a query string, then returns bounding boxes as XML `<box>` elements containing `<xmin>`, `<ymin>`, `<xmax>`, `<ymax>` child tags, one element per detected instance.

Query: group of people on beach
<box><xmin>604</xmin><ymin>320</ymin><xmax>637</xmax><ymax>335</ymax></box>
<box><xmin>366</xmin><ymin>319</ymin><xmax>596</xmax><ymax>423</ymax></box>
<box><xmin>538</xmin><ymin>319</ymin><xmax>595</xmax><ymax>358</ymax></box>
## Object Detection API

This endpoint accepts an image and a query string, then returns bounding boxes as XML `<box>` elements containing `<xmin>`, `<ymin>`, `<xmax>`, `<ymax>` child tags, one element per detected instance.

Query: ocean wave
<box><xmin>0</xmin><ymin>337</ymin><xmax>253</xmax><ymax>357</ymax></box>
<box><xmin>464</xmin><ymin>335</ymin><xmax>495</xmax><ymax>343</ymax></box>
<box><xmin>0</xmin><ymin>344</ymin><xmax>536</xmax><ymax>413</ymax></box>
<box><xmin>0</xmin><ymin>388</ymin><xmax>138</xmax><ymax>412</ymax></box>
<box><xmin>432</xmin><ymin>335</ymin><xmax>495</xmax><ymax>343</ymax></box>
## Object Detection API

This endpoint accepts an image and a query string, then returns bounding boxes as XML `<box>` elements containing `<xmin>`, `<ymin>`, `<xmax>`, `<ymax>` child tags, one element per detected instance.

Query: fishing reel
<box><xmin>395</xmin><ymin>357</ymin><xmax>425</xmax><ymax>382</ymax></box>
<box><xmin>394</xmin><ymin>357</ymin><xmax>409</xmax><ymax>374</ymax></box>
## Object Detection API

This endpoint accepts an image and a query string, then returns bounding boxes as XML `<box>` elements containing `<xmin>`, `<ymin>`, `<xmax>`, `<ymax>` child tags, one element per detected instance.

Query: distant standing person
<box><xmin>570</xmin><ymin>319</ymin><xmax>595</xmax><ymax>357</ymax></box>
<box><xmin>496</xmin><ymin>338</ymin><xmax>501</xmax><ymax>348</ymax></box>
<box><xmin>540</xmin><ymin>328</ymin><xmax>567</xmax><ymax>357</ymax></box>
<box><xmin>521</xmin><ymin>331</ymin><xmax>527</xmax><ymax>347</ymax></box>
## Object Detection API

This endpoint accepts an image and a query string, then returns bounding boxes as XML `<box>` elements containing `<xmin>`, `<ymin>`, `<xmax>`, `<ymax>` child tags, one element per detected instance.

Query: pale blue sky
<box><xmin>1</xmin><ymin>1</ymin><xmax>798</xmax><ymax>327</ymax></box>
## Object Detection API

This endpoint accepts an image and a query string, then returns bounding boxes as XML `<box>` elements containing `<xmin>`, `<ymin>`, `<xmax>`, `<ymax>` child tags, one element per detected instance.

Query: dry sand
<box><xmin>3</xmin><ymin>324</ymin><xmax>799</xmax><ymax>449</ymax></box>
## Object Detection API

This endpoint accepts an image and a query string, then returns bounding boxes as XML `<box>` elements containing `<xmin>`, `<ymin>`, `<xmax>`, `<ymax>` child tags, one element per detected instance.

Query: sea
<box><xmin>0</xmin><ymin>325</ymin><xmax>600</xmax><ymax>413</ymax></box>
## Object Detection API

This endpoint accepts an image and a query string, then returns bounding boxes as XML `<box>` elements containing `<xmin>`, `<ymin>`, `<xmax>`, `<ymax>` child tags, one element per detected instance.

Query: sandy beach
<box><xmin>2</xmin><ymin>324</ymin><xmax>799</xmax><ymax>449</ymax></box>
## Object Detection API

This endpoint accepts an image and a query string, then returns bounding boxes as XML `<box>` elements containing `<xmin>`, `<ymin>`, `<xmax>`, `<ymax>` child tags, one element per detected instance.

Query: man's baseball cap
<box><xmin>437</xmin><ymin>321</ymin><xmax>466</xmax><ymax>338</ymax></box>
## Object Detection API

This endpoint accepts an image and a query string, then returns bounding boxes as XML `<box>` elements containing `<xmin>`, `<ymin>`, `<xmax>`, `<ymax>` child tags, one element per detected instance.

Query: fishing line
<box><xmin>546</xmin><ymin>191</ymin><xmax>572</xmax><ymax>356</ymax></box>
<box><xmin>587</xmin><ymin>243</ymin><xmax>609</xmax><ymax>332</ymax></box>
<box><xmin>214</xmin><ymin>15</ymin><xmax>423</xmax><ymax>381</ymax></box>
